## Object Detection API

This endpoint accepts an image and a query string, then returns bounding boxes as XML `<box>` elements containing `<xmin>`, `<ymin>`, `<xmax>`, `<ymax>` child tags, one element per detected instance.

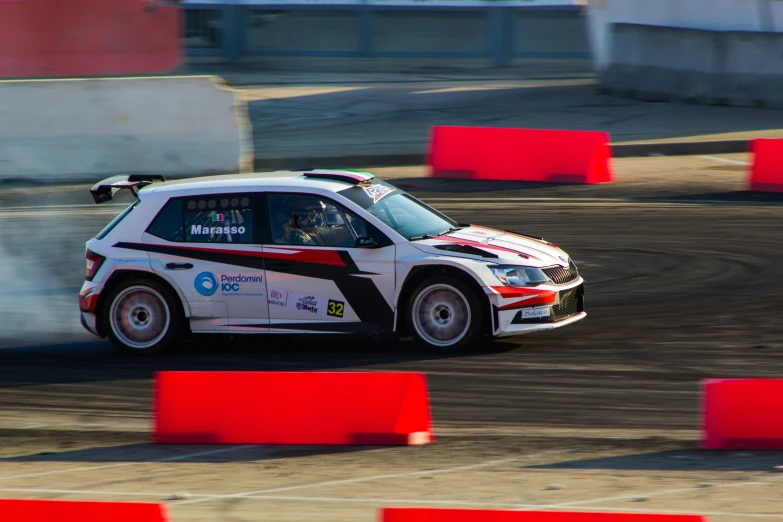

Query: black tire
<box><xmin>403</xmin><ymin>275</ymin><xmax>485</xmax><ymax>353</ymax></box>
<box><xmin>100</xmin><ymin>277</ymin><xmax>183</xmax><ymax>355</ymax></box>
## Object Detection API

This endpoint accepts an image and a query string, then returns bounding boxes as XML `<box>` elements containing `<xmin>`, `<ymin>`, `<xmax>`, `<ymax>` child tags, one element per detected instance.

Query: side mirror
<box><xmin>355</xmin><ymin>237</ymin><xmax>379</xmax><ymax>248</ymax></box>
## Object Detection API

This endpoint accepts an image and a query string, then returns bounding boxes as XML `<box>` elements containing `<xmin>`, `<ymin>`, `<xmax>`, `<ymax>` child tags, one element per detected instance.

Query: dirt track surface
<box><xmin>1</xmin><ymin>154</ymin><xmax>783</xmax><ymax>521</ymax></box>
<box><xmin>238</xmin><ymin>74</ymin><xmax>783</xmax><ymax>161</ymax></box>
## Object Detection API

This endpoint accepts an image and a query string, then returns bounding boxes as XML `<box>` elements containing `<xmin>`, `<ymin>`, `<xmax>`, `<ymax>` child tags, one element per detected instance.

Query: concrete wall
<box><xmin>0</xmin><ymin>77</ymin><xmax>253</xmax><ymax>182</ymax></box>
<box><xmin>721</xmin><ymin>30</ymin><xmax>783</xmax><ymax>106</ymax></box>
<box><xmin>586</xmin><ymin>0</ymin><xmax>783</xmax><ymax>72</ymax></box>
<box><xmin>599</xmin><ymin>23</ymin><xmax>783</xmax><ymax>107</ymax></box>
<box><xmin>600</xmin><ymin>24</ymin><xmax>723</xmax><ymax>103</ymax></box>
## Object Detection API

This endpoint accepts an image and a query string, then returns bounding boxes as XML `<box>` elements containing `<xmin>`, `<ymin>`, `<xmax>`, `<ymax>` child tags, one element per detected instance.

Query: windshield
<box><xmin>339</xmin><ymin>182</ymin><xmax>458</xmax><ymax>240</ymax></box>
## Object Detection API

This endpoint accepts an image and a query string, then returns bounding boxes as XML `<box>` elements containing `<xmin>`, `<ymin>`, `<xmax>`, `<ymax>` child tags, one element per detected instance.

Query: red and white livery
<box><xmin>79</xmin><ymin>170</ymin><xmax>585</xmax><ymax>354</ymax></box>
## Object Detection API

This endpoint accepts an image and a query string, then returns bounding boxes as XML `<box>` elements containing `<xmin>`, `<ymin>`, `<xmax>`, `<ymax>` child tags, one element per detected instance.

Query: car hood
<box><xmin>409</xmin><ymin>225</ymin><xmax>571</xmax><ymax>268</ymax></box>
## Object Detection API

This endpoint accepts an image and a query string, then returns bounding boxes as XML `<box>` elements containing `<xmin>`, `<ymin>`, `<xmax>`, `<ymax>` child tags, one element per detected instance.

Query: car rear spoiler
<box><xmin>90</xmin><ymin>174</ymin><xmax>166</xmax><ymax>204</ymax></box>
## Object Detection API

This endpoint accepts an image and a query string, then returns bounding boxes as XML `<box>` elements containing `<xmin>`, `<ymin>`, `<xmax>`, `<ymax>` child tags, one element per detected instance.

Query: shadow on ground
<box><xmin>0</xmin><ymin>442</ymin><xmax>381</xmax><ymax>463</ymax></box>
<box><xmin>527</xmin><ymin>449</ymin><xmax>783</xmax><ymax>473</ymax></box>
<box><xmin>639</xmin><ymin>191</ymin><xmax>783</xmax><ymax>206</ymax></box>
<box><xmin>0</xmin><ymin>334</ymin><xmax>520</xmax><ymax>388</ymax></box>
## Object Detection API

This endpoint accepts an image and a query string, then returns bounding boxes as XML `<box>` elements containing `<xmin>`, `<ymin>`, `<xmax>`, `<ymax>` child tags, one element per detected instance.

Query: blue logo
<box><xmin>194</xmin><ymin>272</ymin><xmax>218</xmax><ymax>297</ymax></box>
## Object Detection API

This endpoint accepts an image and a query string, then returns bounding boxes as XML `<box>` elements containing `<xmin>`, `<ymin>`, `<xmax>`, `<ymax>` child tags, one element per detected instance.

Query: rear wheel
<box><xmin>101</xmin><ymin>278</ymin><xmax>182</xmax><ymax>355</ymax></box>
<box><xmin>404</xmin><ymin>275</ymin><xmax>484</xmax><ymax>353</ymax></box>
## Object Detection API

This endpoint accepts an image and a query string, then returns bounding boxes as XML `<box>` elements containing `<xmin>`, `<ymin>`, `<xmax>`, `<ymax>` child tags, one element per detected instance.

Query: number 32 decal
<box><xmin>327</xmin><ymin>299</ymin><xmax>345</xmax><ymax>318</ymax></box>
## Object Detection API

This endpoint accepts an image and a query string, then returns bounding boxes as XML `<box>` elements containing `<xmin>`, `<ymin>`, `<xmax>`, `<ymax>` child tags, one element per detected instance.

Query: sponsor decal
<box><xmin>194</xmin><ymin>271</ymin><xmax>218</xmax><ymax>297</ymax></box>
<box><xmin>519</xmin><ymin>307</ymin><xmax>551</xmax><ymax>319</ymax></box>
<box><xmin>112</xmin><ymin>258</ymin><xmax>149</xmax><ymax>265</ymax></box>
<box><xmin>268</xmin><ymin>288</ymin><xmax>289</xmax><ymax>308</ymax></box>
<box><xmin>268</xmin><ymin>288</ymin><xmax>345</xmax><ymax>318</ymax></box>
<box><xmin>478</xmin><ymin>232</ymin><xmax>506</xmax><ymax>244</ymax></box>
<box><xmin>195</xmin><ymin>271</ymin><xmax>264</xmax><ymax>297</ymax></box>
<box><xmin>296</xmin><ymin>295</ymin><xmax>319</xmax><ymax>314</ymax></box>
<box><xmin>362</xmin><ymin>184</ymin><xmax>395</xmax><ymax>204</ymax></box>
<box><xmin>327</xmin><ymin>299</ymin><xmax>345</xmax><ymax>318</ymax></box>
<box><xmin>219</xmin><ymin>273</ymin><xmax>264</xmax><ymax>296</ymax></box>
<box><xmin>558</xmin><ymin>255</ymin><xmax>569</xmax><ymax>267</ymax></box>
<box><xmin>113</xmin><ymin>242</ymin><xmax>394</xmax><ymax>330</ymax></box>
<box><xmin>190</xmin><ymin>224</ymin><xmax>246</xmax><ymax>236</ymax></box>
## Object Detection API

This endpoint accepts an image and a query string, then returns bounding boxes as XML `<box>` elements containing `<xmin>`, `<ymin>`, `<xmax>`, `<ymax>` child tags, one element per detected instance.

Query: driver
<box><xmin>273</xmin><ymin>197</ymin><xmax>328</xmax><ymax>246</ymax></box>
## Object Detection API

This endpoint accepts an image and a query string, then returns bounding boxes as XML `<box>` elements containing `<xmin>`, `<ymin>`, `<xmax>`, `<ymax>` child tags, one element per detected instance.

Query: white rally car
<box><xmin>79</xmin><ymin>170</ymin><xmax>585</xmax><ymax>354</ymax></box>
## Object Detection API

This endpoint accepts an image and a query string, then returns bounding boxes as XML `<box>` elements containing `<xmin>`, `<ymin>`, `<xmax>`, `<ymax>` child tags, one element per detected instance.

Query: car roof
<box><xmin>139</xmin><ymin>169</ymin><xmax>378</xmax><ymax>197</ymax></box>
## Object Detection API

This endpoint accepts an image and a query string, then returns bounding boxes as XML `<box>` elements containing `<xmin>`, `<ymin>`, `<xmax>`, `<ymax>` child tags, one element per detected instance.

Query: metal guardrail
<box><xmin>181</xmin><ymin>4</ymin><xmax>589</xmax><ymax>64</ymax></box>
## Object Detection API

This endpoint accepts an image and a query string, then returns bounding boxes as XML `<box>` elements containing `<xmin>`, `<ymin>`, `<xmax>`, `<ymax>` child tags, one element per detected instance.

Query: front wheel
<box><xmin>404</xmin><ymin>276</ymin><xmax>484</xmax><ymax>353</ymax></box>
<box><xmin>101</xmin><ymin>278</ymin><xmax>182</xmax><ymax>355</ymax></box>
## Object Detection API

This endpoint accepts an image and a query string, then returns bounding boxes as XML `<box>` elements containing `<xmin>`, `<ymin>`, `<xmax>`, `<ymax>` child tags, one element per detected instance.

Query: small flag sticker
<box><xmin>211</xmin><ymin>213</ymin><xmax>224</xmax><ymax>222</ymax></box>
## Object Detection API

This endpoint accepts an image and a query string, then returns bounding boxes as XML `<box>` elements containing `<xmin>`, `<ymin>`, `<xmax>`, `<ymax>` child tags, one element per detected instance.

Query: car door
<box><xmin>141</xmin><ymin>192</ymin><xmax>269</xmax><ymax>332</ymax></box>
<box><xmin>262</xmin><ymin>192</ymin><xmax>396</xmax><ymax>334</ymax></box>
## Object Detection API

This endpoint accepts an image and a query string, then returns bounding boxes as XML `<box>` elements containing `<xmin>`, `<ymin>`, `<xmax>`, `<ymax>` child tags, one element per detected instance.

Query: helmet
<box><xmin>279</xmin><ymin>196</ymin><xmax>325</xmax><ymax>231</ymax></box>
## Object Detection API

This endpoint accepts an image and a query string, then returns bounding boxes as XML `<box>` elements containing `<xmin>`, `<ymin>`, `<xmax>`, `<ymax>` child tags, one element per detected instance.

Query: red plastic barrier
<box><xmin>0</xmin><ymin>0</ymin><xmax>181</xmax><ymax>78</ymax></box>
<box><xmin>380</xmin><ymin>508</ymin><xmax>707</xmax><ymax>522</ymax></box>
<box><xmin>0</xmin><ymin>498</ymin><xmax>168</xmax><ymax>522</ymax></box>
<box><xmin>749</xmin><ymin>138</ymin><xmax>783</xmax><ymax>192</ymax></box>
<box><xmin>154</xmin><ymin>371</ymin><xmax>434</xmax><ymax>445</ymax></box>
<box><xmin>427</xmin><ymin>126</ymin><xmax>614</xmax><ymax>184</ymax></box>
<box><xmin>702</xmin><ymin>378</ymin><xmax>783</xmax><ymax>450</ymax></box>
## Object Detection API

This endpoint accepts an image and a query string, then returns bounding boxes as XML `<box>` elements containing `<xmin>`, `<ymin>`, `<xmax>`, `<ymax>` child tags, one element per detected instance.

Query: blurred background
<box><xmin>1</xmin><ymin>2</ymin><xmax>783</xmax><ymax>521</ymax></box>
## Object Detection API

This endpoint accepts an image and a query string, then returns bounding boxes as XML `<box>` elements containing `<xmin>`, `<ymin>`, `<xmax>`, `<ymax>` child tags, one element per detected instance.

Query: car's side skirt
<box><xmin>190</xmin><ymin>321</ymin><xmax>390</xmax><ymax>335</ymax></box>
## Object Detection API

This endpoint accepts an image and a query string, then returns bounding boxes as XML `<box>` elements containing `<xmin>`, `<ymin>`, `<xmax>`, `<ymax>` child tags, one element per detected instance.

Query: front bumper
<box><xmin>495</xmin><ymin>311</ymin><xmax>587</xmax><ymax>337</ymax></box>
<box><xmin>491</xmin><ymin>281</ymin><xmax>586</xmax><ymax>337</ymax></box>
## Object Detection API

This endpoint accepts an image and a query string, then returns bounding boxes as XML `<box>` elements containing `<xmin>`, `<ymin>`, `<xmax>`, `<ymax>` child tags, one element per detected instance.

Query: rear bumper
<box><xmin>79</xmin><ymin>281</ymin><xmax>102</xmax><ymax>337</ymax></box>
<box><xmin>80</xmin><ymin>312</ymin><xmax>101</xmax><ymax>337</ymax></box>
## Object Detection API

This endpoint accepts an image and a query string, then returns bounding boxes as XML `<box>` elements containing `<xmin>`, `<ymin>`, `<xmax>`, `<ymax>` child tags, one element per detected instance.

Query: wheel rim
<box><xmin>411</xmin><ymin>283</ymin><xmax>472</xmax><ymax>348</ymax></box>
<box><xmin>109</xmin><ymin>285</ymin><xmax>170</xmax><ymax>350</ymax></box>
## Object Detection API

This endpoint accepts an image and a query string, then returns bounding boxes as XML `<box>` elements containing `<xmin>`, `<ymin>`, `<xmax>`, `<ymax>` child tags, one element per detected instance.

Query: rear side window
<box><xmin>146</xmin><ymin>194</ymin><xmax>255</xmax><ymax>244</ymax></box>
<box><xmin>147</xmin><ymin>199</ymin><xmax>184</xmax><ymax>242</ymax></box>
<box><xmin>184</xmin><ymin>195</ymin><xmax>254</xmax><ymax>243</ymax></box>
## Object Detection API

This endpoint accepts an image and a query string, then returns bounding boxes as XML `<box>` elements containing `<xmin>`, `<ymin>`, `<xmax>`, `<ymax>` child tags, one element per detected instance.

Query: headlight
<box><xmin>489</xmin><ymin>265</ymin><xmax>550</xmax><ymax>287</ymax></box>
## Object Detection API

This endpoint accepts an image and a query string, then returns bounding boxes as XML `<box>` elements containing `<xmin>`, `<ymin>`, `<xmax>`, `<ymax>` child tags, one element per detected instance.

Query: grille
<box><xmin>542</xmin><ymin>261</ymin><xmax>579</xmax><ymax>285</ymax></box>
<box><xmin>552</xmin><ymin>285</ymin><xmax>582</xmax><ymax>321</ymax></box>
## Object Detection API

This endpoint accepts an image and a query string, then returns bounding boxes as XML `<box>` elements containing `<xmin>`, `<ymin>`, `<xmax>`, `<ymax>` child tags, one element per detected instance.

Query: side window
<box><xmin>184</xmin><ymin>194</ymin><xmax>254</xmax><ymax>244</ymax></box>
<box><xmin>268</xmin><ymin>194</ymin><xmax>384</xmax><ymax>248</ymax></box>
<box><xmin>146</xmin><ymin>199</ymin><xmax>184</xmax><ymax>242</ymax></box>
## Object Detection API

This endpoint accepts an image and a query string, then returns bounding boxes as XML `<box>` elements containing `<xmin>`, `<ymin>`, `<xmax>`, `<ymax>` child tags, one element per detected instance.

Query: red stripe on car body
<box><xmin>491</xmin><ymin>286</ymin><xmax>556</xmax><ymax>310</ymax></box>
<box><xmin>144</xmin><ymin>244</ymin><xmax>346</xmax><ymax>267</ymax></box>
<box><xmin>261</xmin><ymin>248</ymin><xmax>346</xmax><ymax>266</ymax></box>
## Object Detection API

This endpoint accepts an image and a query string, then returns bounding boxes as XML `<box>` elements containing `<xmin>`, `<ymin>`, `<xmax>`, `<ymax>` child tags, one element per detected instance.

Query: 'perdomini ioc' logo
<box><xmin>194</xmin><ymin>272</ymin><xmax>218</xmax><ymax>297</ymax></box>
